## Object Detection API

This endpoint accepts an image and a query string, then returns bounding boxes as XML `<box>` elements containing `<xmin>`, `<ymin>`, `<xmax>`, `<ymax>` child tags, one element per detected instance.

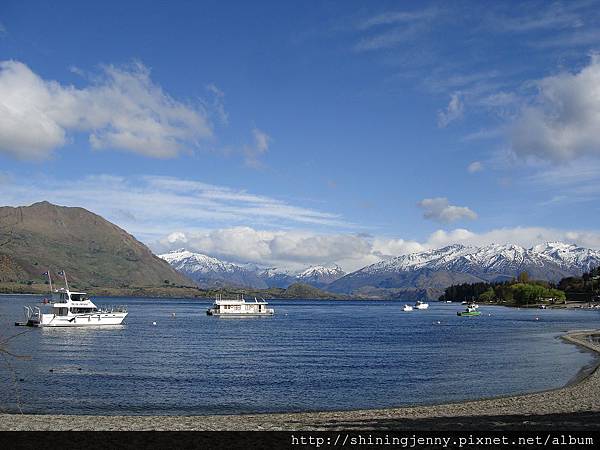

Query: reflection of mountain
<box><xmin>328</xmin><ymin>242</ymin><xmax>600</xmax><ymax>299</ymax></box>
<box><xmin>0</xmin><ymin>202</ymin><xmax>191</xmax><ymax>287</ymax></box>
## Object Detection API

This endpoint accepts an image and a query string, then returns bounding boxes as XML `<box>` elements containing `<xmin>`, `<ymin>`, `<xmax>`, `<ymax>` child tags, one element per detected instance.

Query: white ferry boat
<box><xmin>414</xmin><ymin>300</ymin><xmax>429</xmax><ymax>310</ymax></box>
<box><xmin>206</xmin><ymin>294</ymin><xmax>274</xmax><ymax>317</ymax></box>
<box><xmin>22</xmin><ymin>271</ymin><xmax>127</xmax><ymax>327</ymax></box>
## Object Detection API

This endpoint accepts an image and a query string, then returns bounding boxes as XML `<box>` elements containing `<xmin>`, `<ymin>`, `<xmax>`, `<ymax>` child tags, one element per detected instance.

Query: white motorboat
<box><xmin>402</xmin><ymin>304</ymin><xmax>413</xmax><ymax>312</ymax></box>
<box><xmin>414</xmin><ymin>300</ymin><xmax>429</xmax><ymax>310</ymax></box>
<box><xmin>207</xmin><ymin>294</ymin><xmax>274</xmax><ymax>317</ymax></box>
<box><xmin>22</xmin><ymin>271</ymin><xmax>127</xmax><ymax>327</ymax></box>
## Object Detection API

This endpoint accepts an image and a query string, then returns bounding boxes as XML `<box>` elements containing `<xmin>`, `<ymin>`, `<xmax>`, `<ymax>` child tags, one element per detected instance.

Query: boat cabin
<box><xmin>50</xmin><ymin>289</ymin><xmax>97</xmax><ymax>316</ymax></box>
<box><xmin>207</xmin><ymin>294</ymin><xmax>274</xmax><ymax>316</ymax></box>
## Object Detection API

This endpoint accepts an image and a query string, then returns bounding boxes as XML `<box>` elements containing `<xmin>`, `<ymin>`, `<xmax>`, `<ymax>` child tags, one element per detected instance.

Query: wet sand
<box><xmin>1</xmin><ymin>330</ymin><xmax>599</xmax><ymax>431</ymax></box>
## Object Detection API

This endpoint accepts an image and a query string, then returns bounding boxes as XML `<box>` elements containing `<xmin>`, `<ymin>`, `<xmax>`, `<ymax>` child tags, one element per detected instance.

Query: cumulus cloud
<box><xmin>157</xmin><ymin>228</ymin><xmax>380</xmax><ymax>271</ymax></box>
<box><xmin>511</xmin><ymin>54</ymin><xmax>600</xmax><ymax>162</ymax></box>
<box><xmin>467</xmin><ymin>161</ymin><xmax>483</xmax><ymax>173</ymax></box>
<box><xmin>424</xmin><ymin>227</ymin><xmax>600</xmax><ymax>251</ymax></box>
<box><xmin>437</xmin><ymin>92</ymin><xmax>464</xmax><ymax>127</ymax></box>
<box><xmin>155</xmin><ymin>225</ymin><xmax>600</xmax><ymax>272</ymax></box>
<box><xmin>418</xmin><ymin>197</ymin><xmax>478</xmax><ymax>223</ymax></box>
<box><xmin>0</xmin><ymin>60</ymin><xmax>213</xmax><ymax>160</ymax></box>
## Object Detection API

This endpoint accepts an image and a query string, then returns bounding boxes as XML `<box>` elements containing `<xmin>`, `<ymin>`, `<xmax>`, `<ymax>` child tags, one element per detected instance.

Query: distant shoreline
<box><xmin>1</xmin><ymin>329</ymin><xmax>599</xmax><ymax>430</ymax></box>
<box><xmin>1</xmin><ymin>290</ymin><xmax>598</xmax><ymax>309</ymax></box>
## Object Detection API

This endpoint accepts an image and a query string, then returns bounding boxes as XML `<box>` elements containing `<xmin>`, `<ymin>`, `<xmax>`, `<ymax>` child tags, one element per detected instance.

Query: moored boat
<box><xmin>414</xmin><ymin>300</ymin><xmax>429</xmax><ymax>310</ymax></box>
<box><xmin>207</xmin><ymin>294</ymin><xmax>274</xmax><ymax>317</ymax></box>
<box><xmin>22</xmin><ymin>271</ymin><xmax>127</xmax><ymax>327</ymax></box>
<box><xmin>457</xmin><ymin>304</ymin><xmax>481</xmax><ymax>317</ymax></box>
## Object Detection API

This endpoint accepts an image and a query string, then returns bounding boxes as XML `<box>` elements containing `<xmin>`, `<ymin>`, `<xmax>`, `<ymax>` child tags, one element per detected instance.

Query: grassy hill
<box><xmin>0</xmin><ymin>201</ymin><xmax>192</xmax><ymax>290</ymax></box>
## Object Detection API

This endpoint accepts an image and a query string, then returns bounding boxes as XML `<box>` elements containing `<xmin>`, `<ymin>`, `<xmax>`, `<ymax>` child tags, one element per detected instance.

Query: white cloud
<box><xmin>511</xmin><ymin>55</ymin><xmax>600</xmax><ymax>162</ymax></box>
<box><xmin>437</xmin><ymin>92</ymin><xmax>464</xmax><ymax>127</ymax></box>
<box><xmin>204</xmin><ymin>83</ymin><xmax>228</xmax><ymax>125</ymax></box>
<box><xmin>418</xmin><ymin>197</ymin><xmax>478</xmax><ymax>223</ymax></box>
<box><xmin>356</xmin><ymin>8</ymin><xmax>440</xmax><ymax>31</ymax></box>
<box><xmin>467</xmin><ymin>161</ymin><xmax>483</xmax><ymax>173</ymax></box>
<box><xmin>3</xmin><ymin>168</ymin><xmax>598</xmax><ymax>269</ymax></box>
<box><xmin>156</xmin><ymin>227</ymin><xmax>379</xmax><ymax>271</ymax></box>
<box><xmin>155</xmin><ymin>225</ymin><xmax>600</xmax><ymax>272</ymax></box>
<box><xmin>0</xmin><ymin>60</ymin><xmax>213</xmax><ymax>160</ymax></box>
<box><xmin>0</xmin><ymin>174</ymin><xmax>352</xmax><ymax>243</ymax></box>
<box><xmin>353</xmin><ymin>7</ymin><xmax>440</xmax><ymax>51</ymax></box>
<box><xmin>423</xmin><ymin>227</ymin><xmax>600</xmax><ymax>251</ymax></box>
<box><xmin>493</xmin><ymin>3</ymin><xmax>584</xmax><ymax>33</ymax></box>
<box><xmin>243</xmin><ymin>128</ymin><xmax>271</xmax><ymax>168</ymax></box>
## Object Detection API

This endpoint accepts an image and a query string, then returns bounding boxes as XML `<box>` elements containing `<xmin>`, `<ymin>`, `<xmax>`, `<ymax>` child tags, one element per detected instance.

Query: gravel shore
<box><xmin>1</xmin><ymin>330</ymin><xmax>599</xmax><ymax>431</ymax></box>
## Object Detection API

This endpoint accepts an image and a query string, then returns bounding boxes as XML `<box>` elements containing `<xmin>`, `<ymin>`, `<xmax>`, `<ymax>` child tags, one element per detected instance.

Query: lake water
<box><xmin>0</xmin><ymin>295</ymin><xmax>598</xmax><ymax>415</ymax></box>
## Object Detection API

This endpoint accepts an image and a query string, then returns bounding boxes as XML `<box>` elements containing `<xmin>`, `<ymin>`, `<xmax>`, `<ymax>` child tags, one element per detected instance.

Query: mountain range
<box><xmin>3</xmin><ymin>202</ymin><xmax>599</xmax><ymax>300</ymax></box>
<box><xmin>159</xmin><ymin>249</ymin><xmax>346</xmax><ymax>289</ymax></box>
<box><xmin>161</xmin><ymin>243</ymin><xmax>600</xmax><ymax>299</ymax></box>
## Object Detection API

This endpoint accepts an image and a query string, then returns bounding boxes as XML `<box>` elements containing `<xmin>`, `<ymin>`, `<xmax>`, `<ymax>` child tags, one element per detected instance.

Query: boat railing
<box><xmin>24</xmin><ymin>305</ymin><xmax>42</xmax><ymax>322</ymax></box>
<box><xmin>98</xmin><ymin>305</ymin><xmax>128</xmax><ymax>313</ymax></box>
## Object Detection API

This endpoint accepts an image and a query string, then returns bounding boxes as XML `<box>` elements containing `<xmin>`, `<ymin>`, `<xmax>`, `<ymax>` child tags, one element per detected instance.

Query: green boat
<box><xmin>457</xmin><ymin>304</ymin><xmax>481</xmax><ymax>316</ymax></box>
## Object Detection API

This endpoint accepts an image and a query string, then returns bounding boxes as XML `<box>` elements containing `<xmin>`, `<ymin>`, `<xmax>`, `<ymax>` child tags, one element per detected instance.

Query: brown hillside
<box><xmin>0</xmin><ymin>201</ymin><xmax>192</xmax><ymax>288</ymax></box>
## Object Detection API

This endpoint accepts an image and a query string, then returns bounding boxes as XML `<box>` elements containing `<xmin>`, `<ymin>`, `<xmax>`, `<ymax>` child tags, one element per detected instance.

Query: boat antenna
<box><xmin>58</xmin><ymin>270</ymin><xmax>69</xmax><ymax>290</ymax></box>
<box><xmin>43</xmin><ymin>270</ymin><xmax>53</xmax><ymax>293</ymax></box>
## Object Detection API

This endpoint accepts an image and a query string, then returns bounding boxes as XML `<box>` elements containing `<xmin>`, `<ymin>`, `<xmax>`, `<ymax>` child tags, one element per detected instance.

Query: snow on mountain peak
<box><xmin>298</xmin><ymin>265</ymin><xmax>344</xmax><ymax>278</ymax></box>
<box><xmin>357</xmin><ymin>241</ymin><xmax>600</xmax><ymax>277</ymax></box>
<box><xmin>159</xmin><ymin>249</ymin><xmax>238</xmax><ymax>273</ymax></box>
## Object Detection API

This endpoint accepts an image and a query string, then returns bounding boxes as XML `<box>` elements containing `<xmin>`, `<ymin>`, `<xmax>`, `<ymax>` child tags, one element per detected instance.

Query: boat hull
<box><xmin>457</xmin><ymin>311</ymin><xmax>481</xmax><ymax>317</ymax></box>
<box><xmin>31</xmin><ymin>312</ymin><xmax>128</xmax><ymax>327</ymax></box>
<box><xmin>207</xmin><ymin>311</ymin><xmax>274</xmax><ymax>317</ymax></box>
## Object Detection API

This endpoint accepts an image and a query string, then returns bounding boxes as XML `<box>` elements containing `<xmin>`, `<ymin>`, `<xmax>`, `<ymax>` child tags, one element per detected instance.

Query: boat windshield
<box><xmin>71</xmin><ymin>307</ymin><xmax>98</xmax><ymax>313</ymax></box>
<box><xmin>70</xmin><ymin>293</ymin><xmax>88</xmax><ymax>301</ymax></box>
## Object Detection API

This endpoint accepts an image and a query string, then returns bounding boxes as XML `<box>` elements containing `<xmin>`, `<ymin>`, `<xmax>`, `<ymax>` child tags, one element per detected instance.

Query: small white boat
<box><xmin>414</xmin><ymin>300</ymin><xmax>429</xmax><ymax>310</ymax></box>
<box><xmin>207</xmin><ymin>294</ymin><xmax>274</xmax><ymax>317</ymax></box>
<box><xmin>22</xmin><ymin>271</ymin><xmax>127</xmax><ymax>327</ymax></box>
<box><xmin>402</xmin><ymin>304</ymin><xmax>413</xmax><ymax>312</ymax></box>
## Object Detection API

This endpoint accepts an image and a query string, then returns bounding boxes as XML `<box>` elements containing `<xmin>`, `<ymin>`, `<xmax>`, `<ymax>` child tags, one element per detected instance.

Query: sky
<box><xmin>2</xmin><ymin>0</ymin><xmax>600</xmax><ymax>271</ymax></box>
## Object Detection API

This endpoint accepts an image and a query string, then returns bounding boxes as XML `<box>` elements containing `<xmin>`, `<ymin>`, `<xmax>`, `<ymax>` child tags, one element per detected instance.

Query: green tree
<box><xmin>517</xmin><ymin>272</ymin><xmax>530</xmax><ymax>283</ymax></box>
<box><xmin>478</xmin><ymin>287</ymin><xmax>495</xmax><ymax>302</ymax></box>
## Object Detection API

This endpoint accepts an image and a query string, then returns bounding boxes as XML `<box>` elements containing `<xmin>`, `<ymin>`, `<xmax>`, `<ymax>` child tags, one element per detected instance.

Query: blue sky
<box><xmin>2</xmin><ymin>0</ymin><xmax>600</xmax><ymax>270</ymax></box>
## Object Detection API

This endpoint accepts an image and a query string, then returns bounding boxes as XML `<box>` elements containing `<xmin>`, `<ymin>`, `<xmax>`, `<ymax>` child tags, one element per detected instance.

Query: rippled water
<box><xmin>0</xmin><ymin>295</ymin><xmax>598</xmax><ymax>415</ymax></box>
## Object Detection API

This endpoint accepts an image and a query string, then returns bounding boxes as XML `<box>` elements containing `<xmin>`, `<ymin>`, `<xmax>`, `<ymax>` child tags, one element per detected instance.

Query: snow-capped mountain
<box><xmin>159</xmin><ymin>250</ymin><xmax>345</xmax><ymax>289</ymax></box>
<box><xmin>532</xmin><ymin>241</ymin><xmax>600</xmax><ymax>272</ymax></box>
<box><xmin>329</xmin><ymin>242</ymin><xmax>600</xmax><ymax>297</ymax></box>
<box><xmin>296</xmin><ymin>265</ymin><xmax>346</xmax><ymax>288</ymax></box>
<box><xmin>159</xmin><ymin>249</ymin><xmax>268</xmax><ymax>289</ymax></box>
<box><xmin>258</xmin><ymin>267</ymin><xmax>297</xmax><ymax>288</ymax></box>
<box><xmin>160</xmin><ymin>242</ymin><xmax>600</xmax><ymax>295</ymax></box>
